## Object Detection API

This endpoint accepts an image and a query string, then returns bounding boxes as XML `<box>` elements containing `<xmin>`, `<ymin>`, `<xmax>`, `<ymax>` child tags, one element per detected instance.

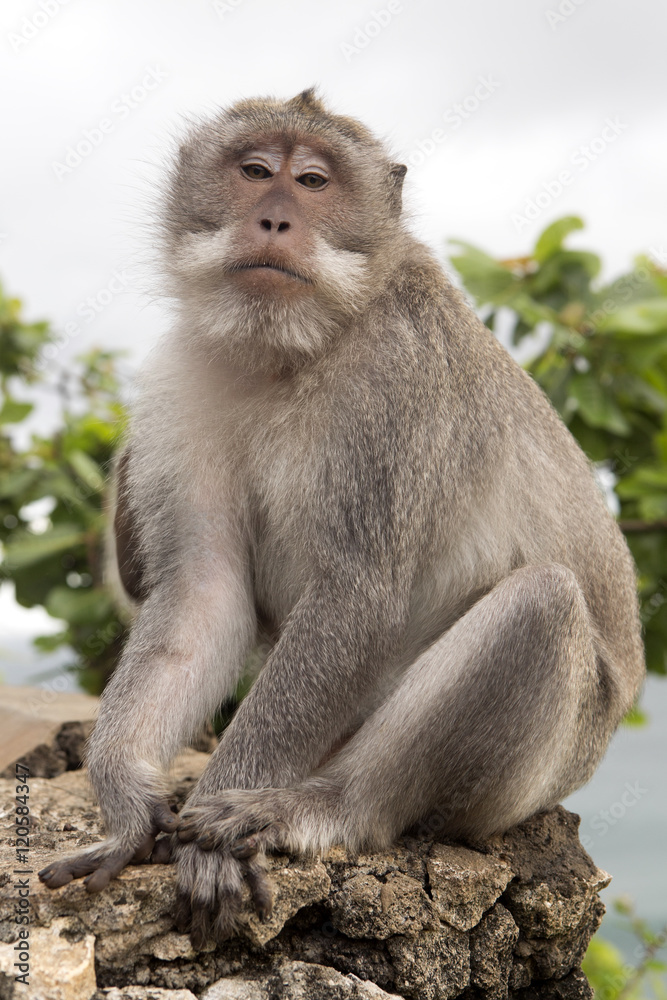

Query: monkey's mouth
<box><xmin>227</xmin><ymin>260</ymin><xmax>312</xmax><ymax>284</ymax></box>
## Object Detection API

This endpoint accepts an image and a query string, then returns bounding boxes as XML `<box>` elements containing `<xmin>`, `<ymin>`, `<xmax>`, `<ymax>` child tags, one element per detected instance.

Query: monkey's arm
<box><xmin>197</xmin><ymin>573</ymin><xmax>410</xmax><ymax>794</ymax></box>
<box><xmin>173</xmin><ymin>563</ymin><xmax>411</xmax><ymax>945</ymax></box>
<box><xmin>40</xmin><ymin>457</ymin><xmax>257</xmax><ymax>891</ymax></box>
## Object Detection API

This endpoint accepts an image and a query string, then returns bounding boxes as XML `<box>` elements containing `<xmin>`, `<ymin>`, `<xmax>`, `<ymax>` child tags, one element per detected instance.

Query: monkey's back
<box><xmin>388</xmin><ymin>251</ymin><xmax>644</xmax><ymax>717</ymax></box>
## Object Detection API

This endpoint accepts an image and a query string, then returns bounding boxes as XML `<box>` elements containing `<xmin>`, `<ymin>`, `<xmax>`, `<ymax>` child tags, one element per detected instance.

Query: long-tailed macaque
<box><xmin>39</xmin><ymin>89</ymin><xmax>645</xmax><ymax>949</ymax></box>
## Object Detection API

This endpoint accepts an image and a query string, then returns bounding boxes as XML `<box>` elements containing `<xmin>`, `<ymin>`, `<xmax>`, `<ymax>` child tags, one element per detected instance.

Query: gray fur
<box><xmin>39</xmin><ymin>90</ymin><xmax>644</xmax><ymax>944</ymax></box>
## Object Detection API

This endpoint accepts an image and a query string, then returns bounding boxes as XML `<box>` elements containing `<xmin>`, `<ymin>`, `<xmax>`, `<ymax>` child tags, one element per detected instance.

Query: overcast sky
<box><xmin>0</xmin><ymin>0</ymin><xmax>665</xmax><ymax>381</ymax></box>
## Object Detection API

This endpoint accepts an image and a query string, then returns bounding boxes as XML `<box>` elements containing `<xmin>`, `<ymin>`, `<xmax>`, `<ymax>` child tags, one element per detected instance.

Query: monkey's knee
<box><xmin>503</xmin><ymin>563</ymin><xmax>585</xmax><ymax>616</ymax></box>
<box><xmin>491</xmin><ymin>563</ymin><xmax>593</xmax><ymax>667</ymax></box>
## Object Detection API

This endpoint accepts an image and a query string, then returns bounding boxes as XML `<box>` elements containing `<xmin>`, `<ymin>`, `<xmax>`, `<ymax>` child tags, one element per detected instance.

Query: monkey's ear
<box><xmin>387</xmin><ymin>162</ymin><xmax>408</xmax><ymax>213</ymax></box>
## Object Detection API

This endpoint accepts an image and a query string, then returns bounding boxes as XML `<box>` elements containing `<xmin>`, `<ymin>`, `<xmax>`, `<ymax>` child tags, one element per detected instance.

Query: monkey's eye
<box><xmin>241</xmin><ymin>163</ymin><xmax>272</xmax><ymax>180</ymax></box>
<box><xmin>297</xmin><ymin>172</ymin><xmax>328</xmax><ymax>189</ymax></box>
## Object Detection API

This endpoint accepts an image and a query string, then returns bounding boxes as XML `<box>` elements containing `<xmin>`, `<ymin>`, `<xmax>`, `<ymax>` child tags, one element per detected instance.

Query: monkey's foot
<box><xmin>38</xmin><ymin>801</ymin><xmax>179</xmax><ymax>892</ymax></box>
<box><xmin>174</xmin><ymin>839</ymin><xmax>274</xmax><ymax>947</ymax></box>
<box><xmin>177</xmin><ymin>788</ymin><xmax>292</xmax><ymax>857</ymax></box>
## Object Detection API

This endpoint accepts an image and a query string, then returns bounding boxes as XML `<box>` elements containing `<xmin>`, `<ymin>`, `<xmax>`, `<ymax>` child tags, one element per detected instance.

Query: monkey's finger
<box><xmin>213</xmin><ymin>887</ymin><xmax>243</xmax><ymax>942</ymax></box>
<box><xmin>176</xmin><ymin>819</ymin><xmax>199</xmax><ymax>842</ymax></box>
<box><xmin>151</xmin><ymin>835</ymin><xmax>174</xmax><ymax>865</ymax></box>
<box><xmin>153</xmin><ymin>801</ymin><xmax>180</xmax><ymax>833</ymax></box>
<box><xmin>243</xmin><ymin>859</ymin><xmax>273</xmax><ymax>921</ymax></box>
<box><xmin>84</xmin><ymin>849</ymin><xmax>135</xmax><ymax>892</ymax></box>
<box><xmin>174</xmin><ymin>891</ymin><xmax>192</xmax><ymax>934</ymax></box>
<box><xmin>190</xmin><ymin>904</ymin><xmax>215</xmax><ymax>950</ymax></box>
<box><xmin>195</xmin><ymin>829</ymin><xmax>219</xmax><ymax>851</ymax></box>
<box><xmin>230</xmin><ymin>834</ymin><xmax>260</xmax><ymax>860</ymax></box>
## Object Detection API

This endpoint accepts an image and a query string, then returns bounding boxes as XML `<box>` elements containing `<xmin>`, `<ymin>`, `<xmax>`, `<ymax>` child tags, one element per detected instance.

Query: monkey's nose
<box><xmin>260</xmin><ymin>218</ymin><xmax>291</xmax><ymax>232</ymax></box>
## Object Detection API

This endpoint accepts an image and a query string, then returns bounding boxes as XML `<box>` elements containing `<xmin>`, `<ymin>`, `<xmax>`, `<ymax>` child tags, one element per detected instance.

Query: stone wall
<box><xmin>0</xmin><ymin>750</ymin><xmax>609</xmax><ymax>1000</ymax></box>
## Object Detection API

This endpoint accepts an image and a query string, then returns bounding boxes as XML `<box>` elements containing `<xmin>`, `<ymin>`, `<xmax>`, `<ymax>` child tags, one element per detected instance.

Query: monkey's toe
<box><xmin>38</xmin><ymin>861</ymin><xmax>76</xmax><ymax>888</ymax></box>
<box><xmin>39</xmin><ymin>847</ymin><xmax>131</xmax><ymax>890</ymax></box>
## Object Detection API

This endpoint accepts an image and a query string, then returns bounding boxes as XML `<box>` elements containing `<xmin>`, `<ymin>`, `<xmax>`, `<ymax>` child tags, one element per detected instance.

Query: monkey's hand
<box><xmin>174</xmin><ymin>790</ymin><xmax>294</xmax><ymax>946</ymax></box>
<box><xmin>38</xmin><ymin>801</ymin><xmax>179</xmax><ymax>892</ymax></box>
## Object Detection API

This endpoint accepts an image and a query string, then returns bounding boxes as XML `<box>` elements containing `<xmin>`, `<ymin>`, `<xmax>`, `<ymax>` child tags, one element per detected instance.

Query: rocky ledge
<box><xmin>0</xmin><ymin>750</ymin><xmax>609</xmax><ymax>1000</ymax></box>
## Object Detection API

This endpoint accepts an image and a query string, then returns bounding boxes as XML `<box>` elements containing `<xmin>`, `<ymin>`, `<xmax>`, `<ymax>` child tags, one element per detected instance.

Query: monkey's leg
<box><xmin>39</xmin><ymin>566</ymin><xmax>255</xmax><ymax>892</ymax></box>
<box><xmin>180</xmin><ymin>564</ymin><xmax>618</xmax><ymax>864</ymax></box>
<box><xmin>316</xmin><ymin>563</ymin><xmax>617</xmax><ymax>845</ymax></box>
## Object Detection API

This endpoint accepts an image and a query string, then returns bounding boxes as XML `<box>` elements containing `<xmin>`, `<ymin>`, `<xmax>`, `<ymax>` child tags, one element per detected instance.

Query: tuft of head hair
<box><xmin>219</xmin><ymin>87</ymin><xmax>384</xmax><ymax>153</ymax></box>
<box><xmin>286</xmin><ymin>87</ymin><xmax>326</xmax><ymax>115</ymax></box>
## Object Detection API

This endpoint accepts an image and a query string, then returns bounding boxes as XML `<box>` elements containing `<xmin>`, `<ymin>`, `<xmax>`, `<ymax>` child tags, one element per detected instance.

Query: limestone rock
<box><xmin>469</xmin><ymin>903</ymin><xmax>519</xmax><ymax>999</ymax></box>
<box><xmin>511</xmin><ymin>967</ymin><xmax>593</xmax><ymax>1000</ymax></box>
<box><xmin>95</xmin><ymin>990</ymin><xmax>198</xmax><ymax>1000</ymax></box>
<box><xmin>387</xmin><ymin>925</ymin><xmax>470</xmax><ymax>1000</ymax></box>
<box><xmin>201</xmin><ymin>960</ymin><xmax>405</xmax><ymax>998</ymax></box>
<box><xmin>236</xmin><ymin>856</ymin><xmax>331</xmax><ymax>947</ymax></box>
<box><xmin>490</xmin><ymin>808</ymin><xmax>610</xmax><ymax>980</ymax></box>
<box><xmin>0</xmin><ymin>751</ymin><xmax>606</xmax><ymax>1000</ymax></box>
<box><xmin>330</xmin><ymin>871</ymin><xmax>436</xmax><ymax>939</ymax></box>
<box><xmin>426</xmin><ymin>845</ymin><xmax>513</xmax><ymax>931</ymax></box>
<box><xmin>0</xmin><ymin>918</ymin><xmax>96</xmax><ymax>1000</ymax></box>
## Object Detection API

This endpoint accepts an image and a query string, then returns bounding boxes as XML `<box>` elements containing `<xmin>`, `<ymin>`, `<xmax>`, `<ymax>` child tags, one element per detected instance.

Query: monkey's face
<box><xmin>211</xmin><ymin>139</ymin><xmax>370</xmax><ymax>304</ymax></box>
<box><xmin>162</xmin><ymin>94</ymin><xmax>407</xmax><ymax>372</ymax></box>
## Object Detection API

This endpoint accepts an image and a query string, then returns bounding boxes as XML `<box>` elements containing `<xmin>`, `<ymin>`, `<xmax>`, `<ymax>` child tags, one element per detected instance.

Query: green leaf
<box><xmin>33</xmin><ymin>630</ymin><xmax>70</xmax><ymax>652</ymax></box>
<box><xmin>44</xmin><ymin>585</ymin><xmax>114</xmax><ymax>624</ymax></box>
<box><xmin>623</xmin><ymin>703</ymin><xmax>648</xmax><ymax>726</ymax></box>
<box><xmin>567</xmin><ymin>374</ymin><xmax>631</xmax><ymax>435</ymax></box>
<box><xmin>599</xmin><ymin>299</ymin><xmax>667</xmax><ymax>335</ymax></box>
<box><xmin>448</xmin><ymin>241</ymin><xmax>517</xmax><ymax>302</ymax></box>
<box><xmin>67</xmin><ymin>449</ymin><xmax>105</xmax><ymax>491</ymax></box>
<box><xmin>0</xmin><ymin>468</ymin><xmax>41</xmax><ymax>499</ymax></box>
<box><xmin>0</xmin><ymin>398</ymin><xmax>33</xmax><ymax>424</ymax></box>
<box><xmin>534</xmin><ymin>216</ymin><xmax>584</xmax><ymax>262</ymax></box>
<box><xmin>2</xmin><ymin>524</ymin><xmax>86</xmax><ymax>571</ymax></box>
<box><xmin>510</xmin><ymin>293</ymin><xmax>557</xmax><ymax>328</ymax></box>
<box><xmin>582</xmin><ymin>936</ymin><xmax>630</xmax><ymax>999</ymax></box>
<box><xmin>617</xmin><ymin>466</ymin><xmax>667</xmax><ymax>495</ymax></box>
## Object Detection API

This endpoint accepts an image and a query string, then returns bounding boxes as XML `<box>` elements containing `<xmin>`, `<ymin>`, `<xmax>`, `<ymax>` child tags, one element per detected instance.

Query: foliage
<box><xmin>450</xmin><ymin>216</ymin><xmax>667</xmax><ymax>677</ymax></box>
<box><xmin>583</xmin><ymin>899</ymin><xmax>666</xmax><ymax>1000</ymax></box>
<box><xmin>0</xmin><ymin>281</ymin><xmax>128</xmax><ymax>694</ymax></box>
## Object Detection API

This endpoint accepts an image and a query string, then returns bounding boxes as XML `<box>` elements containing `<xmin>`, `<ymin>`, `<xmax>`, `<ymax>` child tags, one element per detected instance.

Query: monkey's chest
<box><xmin>247</xmin><ymin>450</ymin><xmax>321</xmax><ymax>627</ymax></box>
